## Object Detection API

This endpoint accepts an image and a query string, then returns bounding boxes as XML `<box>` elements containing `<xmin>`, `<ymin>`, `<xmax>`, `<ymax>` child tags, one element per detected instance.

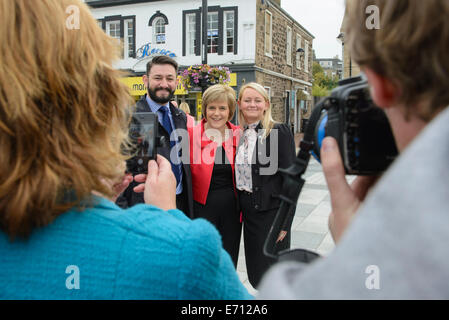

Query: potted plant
<box><xmin>179</xmin><ymin>64</ymin><xmax>231</xmax><ymax>91</ymax></box>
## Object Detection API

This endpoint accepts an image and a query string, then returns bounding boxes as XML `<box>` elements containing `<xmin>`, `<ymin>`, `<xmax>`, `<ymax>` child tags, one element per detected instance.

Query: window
<box><xmin>124</xmin><ymin>19</ymin><xmax>134</xmax><ymax>58</ymax></box>
<box><xmin>103</xmin><ymin>16</ymin><xmax>135</xmax><ymax>59</ymax></box>
<box><xmin>183</xmin><ymin>7</ymin><xmax>237</xmax><ymax>57</ymax></box>
<box><xmin>286</xmin><ymin>26</ymin><xmax>292</xmax><ymax>66</ymax></box>
<box><xmin>153</xmin><ymin>17</ymin><xmax>166</xmax><ymax>44</ymax></box>
<box><xmin>224</xmin><ymin>11</ymin><xmax>235</xmax><ymax>54</ymax></box>
<box><xmin>304</xmin><ymin>40</ymin><xmax>309</xmax><ymax>72</ymax></box>
<box><xmin>207</xmin><ymin>12</ymin><xmax>219</xmax><ymax>53</ymax></box>
<box><xmin>264</xmin><ymin>11</ymin><xmax>272</xmax><ymax>56</ymax></box>
<box><xmin>186</xmin><ymin>13</ymin><xmax>197</xmax><ymax>55</ymax></box>
<box><xmin>296</xmin><ymin>34</ymin><xmax>302</xmax><ymax>69</ymax></box>
<box><xmin>106</xmin><ymin>20</ymin><xmax>120</xmax><ymax>41</ymax></box>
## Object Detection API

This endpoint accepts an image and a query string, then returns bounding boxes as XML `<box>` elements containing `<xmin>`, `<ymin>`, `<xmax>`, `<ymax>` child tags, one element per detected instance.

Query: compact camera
<box><xmin>312</xmin><ymin>76</ymin><xmax>398</xmax><ymax>175</ymax></box>
<box><xmin>126</xmin><ymin>112</ymin><xmax>158</xmax><ymax>175</ymax></box>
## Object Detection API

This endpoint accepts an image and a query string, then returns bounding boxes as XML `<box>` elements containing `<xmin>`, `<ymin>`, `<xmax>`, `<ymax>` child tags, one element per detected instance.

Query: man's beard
<box><xmin>147</xmin><ymin>87</ymin><xmax>175</xmax><ymax>104</ymax></box>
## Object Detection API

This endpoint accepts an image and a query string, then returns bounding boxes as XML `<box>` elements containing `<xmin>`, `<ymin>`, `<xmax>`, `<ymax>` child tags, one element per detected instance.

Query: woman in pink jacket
<box><xmin>189</xmin><ymin>84</ymin><xmax>241</xmax><ymax>267</ymax></box>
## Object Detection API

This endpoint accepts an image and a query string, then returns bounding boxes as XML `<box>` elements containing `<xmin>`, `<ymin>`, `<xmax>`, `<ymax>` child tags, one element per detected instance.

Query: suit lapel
<box><xmin>169</xmin><ymin>102</ymin><xmax>187</xmax><ymax>131</ymax></box>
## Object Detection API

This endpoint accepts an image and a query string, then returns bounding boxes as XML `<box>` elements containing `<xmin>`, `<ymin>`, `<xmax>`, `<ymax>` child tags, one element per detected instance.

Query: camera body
<box><xmin>312</xmin><ymin>76</ymin><xmax>398</xmax><ymax>175</ymax></box>
<box><xmin>126</xmin><ymin>112</ymin><xmax>158</xmax><ymax>175</ymax></box>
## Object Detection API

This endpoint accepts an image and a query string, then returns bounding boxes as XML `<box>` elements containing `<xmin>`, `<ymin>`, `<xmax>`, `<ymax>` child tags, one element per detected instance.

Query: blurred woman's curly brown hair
<box><xmin>0</xmin><ymin>0</ymin><xmax>133</xmax><ymax>238</ymax></box>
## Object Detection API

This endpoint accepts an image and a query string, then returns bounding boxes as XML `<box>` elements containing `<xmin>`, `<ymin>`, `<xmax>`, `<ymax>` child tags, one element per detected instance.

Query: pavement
<box><xmin>236</xmin><ymin>133</ymin><xmax>356</xmax><ymax>296</ymax></box>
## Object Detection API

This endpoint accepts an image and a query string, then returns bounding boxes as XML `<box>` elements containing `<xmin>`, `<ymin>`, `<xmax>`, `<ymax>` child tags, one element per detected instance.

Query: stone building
<box><xmin>86</xmin><ymin>0</ymin><xmax>313</xmax><ymax>132</ymax></box>
<box><xmin>338</xmin><ymin>12</ymin><xmax>360</xmax><ymax>79</ymax></box>
<box><xmin>315</xmin><ymin>57</ymin><xmax>343</xmax><ymax>80</ymax></box>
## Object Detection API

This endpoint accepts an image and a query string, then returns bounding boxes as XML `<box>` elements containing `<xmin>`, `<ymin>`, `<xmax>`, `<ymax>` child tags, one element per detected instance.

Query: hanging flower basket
<box><xmin>179</xmin><ymin>64</ymin><xmax>231</xmax><ymax>91</ymax></box>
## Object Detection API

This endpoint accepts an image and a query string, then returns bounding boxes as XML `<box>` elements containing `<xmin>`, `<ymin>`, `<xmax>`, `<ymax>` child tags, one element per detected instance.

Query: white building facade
<box><xmin>86</xmin><ymin>0</ymin><xmax>313</xmax><ymax>131</ymax></box>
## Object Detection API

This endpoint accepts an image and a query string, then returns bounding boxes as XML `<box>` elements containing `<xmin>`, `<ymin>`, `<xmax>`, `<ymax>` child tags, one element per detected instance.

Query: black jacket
<box><xmin>241</xmin><ymin>122</ymin><xmax>296</xmax><ymax>214</ymax></box>
<box><xmin>116</xmin><ymin>95</ymin><xmax>194</xmax><ymax>218</ymax></box>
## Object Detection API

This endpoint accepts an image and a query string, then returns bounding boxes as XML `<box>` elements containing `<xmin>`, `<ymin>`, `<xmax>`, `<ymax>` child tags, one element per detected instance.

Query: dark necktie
<box><xmin>160</xmin><ymin>106</ymin><xmax>173</xmax><ymax>137</ymax></box>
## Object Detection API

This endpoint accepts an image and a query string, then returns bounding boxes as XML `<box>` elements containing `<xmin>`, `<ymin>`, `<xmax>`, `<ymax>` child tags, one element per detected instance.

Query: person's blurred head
<box><xmin>345</xmin><ymin>0</ymin><xmax>449</xmax><ymax>121</ymax></box>
<box><xmin>202</xmin><ymin>85</ymin><xmax>236</xmax><ymax>131</ymax></box>
<box><xmin>0</xmin><ymin>0</ymin><xmax>132</xmax><ymax>238</ymax></box>
<box><xmin>178</xmin><ymin>102</ymin><xmax>191</xmax><ymax>115</ymax></box>
<box><xmin>143</xmin><ymin>56</ymin><xmax>179</xmax><ymax>104</ymax></box>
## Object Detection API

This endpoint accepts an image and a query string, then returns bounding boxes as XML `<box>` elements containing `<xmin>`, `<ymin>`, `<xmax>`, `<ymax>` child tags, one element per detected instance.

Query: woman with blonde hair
<box><xmin>235</xmin><ymin>82</ymin><xmax>296</xmax><ymax>288</ymax></box>
<box><xmin>189</xmin><ymin>84</ymin><xmax>242</xmax><ymax>267</ymax></box>
<box><xmin>0</xmin><ymin>0</ymin><xmax>250</xmax><ymax>299</ymax></box>
<box><xmin>179</xmin><ymin>101</ymin><xmax>195</xmax><ymax>128</ymax></box>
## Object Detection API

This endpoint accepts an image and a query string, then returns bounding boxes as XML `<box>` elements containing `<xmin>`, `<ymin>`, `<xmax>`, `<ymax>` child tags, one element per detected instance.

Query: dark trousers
<box><xmin>193</xmin><ymin>188</ymin><xmax>242</xmax><ymax>267</ymax></box>
<box><xmin>239</xmin><ymin>190</ymin><xmax>291</xmax><ymax>289</ymax></box>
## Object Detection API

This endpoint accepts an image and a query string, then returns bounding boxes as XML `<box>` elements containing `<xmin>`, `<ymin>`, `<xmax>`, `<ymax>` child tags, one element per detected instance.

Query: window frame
<box><xmin>186</xmin><ymin>13</ymin><xmax>197</xmax><ymax>56</ymax></box>
<box><xmin>223</xmin><ymin>10</ymin><xmax>235</xmax><ymax>54</ymax></box>
<box><xmin>182</xmin><ymin>6</ymin><xmax>238</xmax><ymax>57</ymax></box>
<box><xmin>286</xmin><ymin>26</ymin><xmax>292</xmax><ymax>66</ymax></box>
<box><xmin>101</xmin><ymin>15</ymin><xmax>136</xmax><ymax>59</ymax></box>
<box><xmin>207</xmin><ymin>11</ymin><xmax>219</xmax><ymax>54</ymax></box>
<box><xmin>304</xmin><ymin>39</ymin><xmax>310</xmax><ymax>73</ymax></box>
<box><xmin>152</xmin><ymin>16</ymin><xmax>166</xmax><ymax>44</ymax></box>
<box><xmin>264</xmin><ymin>10</ymin><xmax>273</xmax><ymax>58</ymax></box>
<box><xmin>296</xmin><ymin>33</ymin><xmax>302</xmax><ymax>70</ymax></box>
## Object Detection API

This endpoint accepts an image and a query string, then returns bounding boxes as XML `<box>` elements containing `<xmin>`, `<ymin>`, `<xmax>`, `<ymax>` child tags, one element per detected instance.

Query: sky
<box><xmin>280</xmin><ymin>0</ymin><xmax>346</xmax><ymax>59</ymax></box>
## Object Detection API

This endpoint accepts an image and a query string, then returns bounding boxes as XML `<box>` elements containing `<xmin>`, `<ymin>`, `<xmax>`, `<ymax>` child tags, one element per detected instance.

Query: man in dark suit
<box><xmin>116</xmin><ymin>56</ymin><xmax>193</xmax><ymax>218</ymax></box>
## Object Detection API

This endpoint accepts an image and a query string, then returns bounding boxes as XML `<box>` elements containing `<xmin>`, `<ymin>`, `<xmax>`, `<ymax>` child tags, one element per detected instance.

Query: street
<box><xmin>237</xmin><ymin>157</ymin><xmax>355</xmax><ymax>295</ymax></box>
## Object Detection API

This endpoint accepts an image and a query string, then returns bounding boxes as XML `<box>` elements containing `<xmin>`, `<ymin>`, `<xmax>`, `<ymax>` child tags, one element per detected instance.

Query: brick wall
<box><xmin>254</xmin><ymin>1</ymin><xmax>313</xmax><ymax>124</ymax></box>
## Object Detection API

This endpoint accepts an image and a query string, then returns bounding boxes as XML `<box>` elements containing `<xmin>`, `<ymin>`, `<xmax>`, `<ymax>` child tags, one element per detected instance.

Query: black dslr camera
<box><xmin>312</xmin><ymin>75</ymin><xmax>398</xmax><ymax>175</ymax></box>
<box><xmin>263</xmin><ymin>76</ymin><xmax>399</xmax><ymax>264</ymax></box>
<box><xmin>126</xmin><ymin>112</ymin><xmax>158</xmax><ymax>175</ymax></box>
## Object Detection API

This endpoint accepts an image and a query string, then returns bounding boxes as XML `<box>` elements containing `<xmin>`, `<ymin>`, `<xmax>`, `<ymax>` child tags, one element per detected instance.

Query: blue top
<box><xmin>0</xmin><ymin>197</ymin><xmax>252</xmax><ymax>300</ymax></box>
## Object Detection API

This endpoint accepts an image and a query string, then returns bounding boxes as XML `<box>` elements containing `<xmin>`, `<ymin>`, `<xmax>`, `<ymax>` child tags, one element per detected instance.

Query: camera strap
<box><xmin>263</xmin><ymin>99</ymin><xmax>327</xmax><ymax>262</ymax></box>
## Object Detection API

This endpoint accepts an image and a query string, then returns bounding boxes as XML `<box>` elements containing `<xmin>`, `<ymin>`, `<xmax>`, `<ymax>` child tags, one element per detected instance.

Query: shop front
<box><xmin>121</xmin><ymin>73</ymin><xmax>238</xmax><ymax>121</ymax></box>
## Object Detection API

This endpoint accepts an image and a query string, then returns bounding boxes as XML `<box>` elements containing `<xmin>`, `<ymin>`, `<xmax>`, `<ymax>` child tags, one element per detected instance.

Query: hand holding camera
<box><xmin>321</xmin><ymin>137</ymin><xmax>378</xmax><ymax>243</ymax></box>
<box><xmin>133</xmin><ymin>155</ymin><xmax>177</xmax><ymax>211</ymax></box>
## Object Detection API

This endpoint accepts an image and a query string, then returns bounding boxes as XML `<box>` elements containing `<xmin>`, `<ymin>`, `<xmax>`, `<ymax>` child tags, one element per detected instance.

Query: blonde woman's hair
<box><xmin>0</xmin><ymin>0</ymin><xmax>133</xmax><ymax>238</ymax></box>
<box><xmin>237</xmin><ymin>82</ymin><xmax>275</xmax><ymax>139</ymax></box>
<box><xmin>179</xmin><ymin>102</ymin><xmax>191</xmax><ymax>115</ymax></box>
<box><xmin>345</xmin><ymin>0</ymin><xmax>449</xmax><ymax>120</ymax></box>
<box><xmin>202</xmin><ymin>84</ymin><xmax>236</xmax><ymax>121</ymax></box>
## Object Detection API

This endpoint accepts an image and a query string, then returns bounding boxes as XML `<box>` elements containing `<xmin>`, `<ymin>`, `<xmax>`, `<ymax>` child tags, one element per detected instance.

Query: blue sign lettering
<box><xmin>135</xmin><ymin>43</ymin><xmax>176</xmax><ymax>59</ymax></box>
<box><xmin>141</xmin><ymin>44</ymin><xmax>150</xmax><ymax>59</ymax></box>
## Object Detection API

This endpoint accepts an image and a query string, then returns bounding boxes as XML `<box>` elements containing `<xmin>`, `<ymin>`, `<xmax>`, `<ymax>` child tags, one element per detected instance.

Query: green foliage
<box><xmin>312</xmin><ymin>83</ymin><xmax>329</xmax><ymax>97</ymax></box>
<box><xmin>312</xmin><ymin>62</ymin><xmax>338</xmax><ymax>97</ymax></box>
